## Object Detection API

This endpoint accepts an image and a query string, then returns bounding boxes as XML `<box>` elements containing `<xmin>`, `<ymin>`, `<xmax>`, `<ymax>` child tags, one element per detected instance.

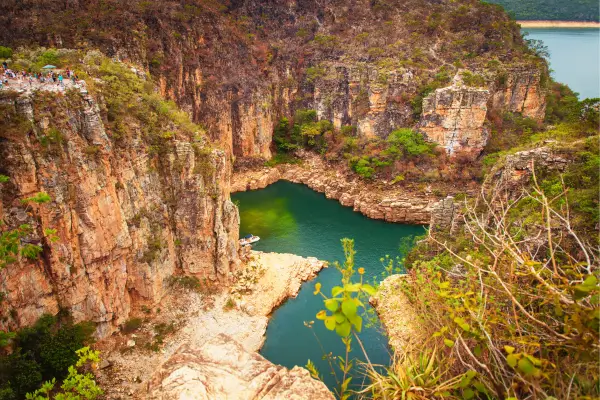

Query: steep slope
<box><xmin>0</xmin><ymin>0</ymin><xmax>548</xmax><ymax>159</ymax></box>
<box><xmin>0</xmin><ymin>51</ymin><xmax>240</xmax><ymax>337</ymax></box>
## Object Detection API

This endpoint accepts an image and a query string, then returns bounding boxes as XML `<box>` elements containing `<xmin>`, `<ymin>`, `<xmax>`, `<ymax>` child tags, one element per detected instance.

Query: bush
<box><xmin>122</xmin><ymin>318</ymin><xmax>142</xmax><ymax>334</ymax></box>
<box><xmin>0</xmin><ymin>314</ymin><xmax>94</xmax><ymax>399</ymax></box>
<box><xmin>384</xmin><ymin>128</ymin><xmax>433</xmax><ymax>158</ymax></box>
<box><xmin>352</xmin><ymin>157</ymin><xmax>375</xmax><ymax>179</ymax></box>
<box><xmin>0</xmin><ymin>47</ymin><xmax>12</xmax><ymax>59</ymax></box>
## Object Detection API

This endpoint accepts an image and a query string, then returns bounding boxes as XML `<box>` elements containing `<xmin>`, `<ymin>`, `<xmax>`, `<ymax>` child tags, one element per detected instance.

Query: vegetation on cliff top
<box><xmin>485</xmin><ymin>0</ymin><xmax>600</xmax><ymax>22</ymax></box>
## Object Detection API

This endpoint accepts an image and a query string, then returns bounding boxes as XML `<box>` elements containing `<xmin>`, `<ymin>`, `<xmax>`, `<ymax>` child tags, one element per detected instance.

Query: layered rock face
<box><xmin>311</xmin><ymin>64</ymin><xmax>416</xmax><ymax>138</ymax></box>
<box><xmin>0</xmin><ymin>91</ymin><xmax>239</xmax><ymax>337</ymax></box>
<box><xmin>419</xmin><ymin>68</ymin><xmax>546</xmax><ymax>156</ymax></box>
<box><xmin>138</xmin><ymin>334</ymin><xmax>334</xmax><ymax>400</ymax></box>
<box><xmin>419</xmin><ymin>85</ymin><xmax>490</xmax><ymax>154</ymax></box>
<box><xmin>491</xmin><ymin>68</ymin><xmax>547</xmax><ymax>121</ymax></box>
<box><xmin>0</xmin><ymin>1</ymin><xmax>548</xmax><ymax>160</ymax></box>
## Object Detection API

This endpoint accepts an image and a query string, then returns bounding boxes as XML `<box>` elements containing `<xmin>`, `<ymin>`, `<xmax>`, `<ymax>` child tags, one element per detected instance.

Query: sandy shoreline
<box><xmin>518</xmin><ymin>20</ymin><xmax>600</xmax><ymax>28</ymax></box>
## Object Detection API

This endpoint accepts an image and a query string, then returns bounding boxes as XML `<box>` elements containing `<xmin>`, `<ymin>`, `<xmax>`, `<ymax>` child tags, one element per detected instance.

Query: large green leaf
<box><xmin>335</xmin><ymin>320</ymin><xmax>351</xmax><ymax>337</ymax></box>
<box><xmin>325</xmin><ymin>298</ymin><xmax>339</xmax><ymax>312</ymax></box>
<box><xmin>341</xmin><ymin>299</ymin><xmax>357</xmax><ymax>318</ymax></box>
<box><xmin>349</xmin><ymin>314</ymin><xmax>362</xmax><ymax>332</ymax></box>
<box><xmin>506</xmin><ymin>354</ymin><xmax>518</xmax><ymax>368</ymax></box>
<box><xmin>517</xmin><ymin>357</ymin><xmax>535</xmax><ymax>375</ymax></box>
<box><xmin>324</xmin><ymin>316</ymin><xmax>336</xmax><ymax>331</ymax></box>
<box><xmin>361</xmin><ymin>284</ymin><xmax>376</xmax><ymax>295</ymax></box>
<box><xmin>334</xmin><ymin>312</ymin><xmax>346</xmax><ymax>323</ymax></box>
<box><xmin>344</xmin><ymin>283</ymin><xmax>361</xmax><ymax>292</ymax></box>
<box><xmin>331</xmin><ymin>286</ymin><xmax>344</xmax><ymax>297</ymax></box>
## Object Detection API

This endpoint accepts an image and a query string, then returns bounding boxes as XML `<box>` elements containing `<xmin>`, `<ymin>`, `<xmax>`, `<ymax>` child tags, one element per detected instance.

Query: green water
<box><xmin>232</xmin><ymin>181</ymin><xmax>425</xmax><ymax>391</ymax></box>
<box><xmin>522</xmin><ymin>28</ymin><xmax>600</xmax><ymax>99</ymax></box>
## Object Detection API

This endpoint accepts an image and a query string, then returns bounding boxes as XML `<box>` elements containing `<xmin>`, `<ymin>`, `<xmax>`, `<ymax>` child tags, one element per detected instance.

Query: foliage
<box><xmin>271</xmin><ymin>110</ymin><xmax>331</xmax><ymax>154</ymax></box>
<box><xmin>0</xmin><ymin>224</ymin><xmax>43</xmax><ymax>269</ymax></box>
<box><xmin>168</xmin><ymin>275</ymin><xmax>218</xmax><ymax>295</ymax></box>
<box><xmin>22</xmin><ymin>192</ymin><xmax>52</xmax><ymax>205</ymax></box>
<box><xmin>485</xmin><ymin>0</ymin><xmax>599</xmax><ymax>22</ymax></box>
<box><xmin>411</xmin><ymin>69</ymin><xmax>452</xmax><ymax>117</ymax></box>
<box><xmin>346</xmin><ymin>129</ymin><xmax>434</xmax><ymax>180</ymax></box>
<box><xmin>25</xmin><ymin>347</ymin><xmax>102</xmax><ymax>400</ymax></box>
<box><xmin>360</xmin><ymin>349</ymin><xmax>479</xmax><ymax>399</ymax></box>
<box><xmin>384</xmin><ymin>129</ymin><xmax>433</xmax><ymax>158</ymax></box>
<box><xmin>0</xmin><ymin>314</ymin><xmax>94</xmax><ymax>399</ymax></box>
<box><xmin>310</xmin><ymin>239</ymin><xmax>376</xmax><ymax>399</ymax></box>
<box><xmin>121</xmin><ymin>318</ymin><xmax>142</xmax><ymax>334</ymax></box>
<box><xmin>0</xmin><ymin>47</ymin><xmax>12</xmax><ymax>59</ymax></box>
<box><xmin>401</xmin><ymin>173</ymin><xmax>599</xmax><ymax>399</ymax></box>
<box><xmin>264</xmin><ymin>153</ymin><xmax>301</xmax><ymax>167</ymax></box>
<box><xmin>460</xmin><ymin>71</ymin><xmax>486</xmax><ymax>87</ymax></box>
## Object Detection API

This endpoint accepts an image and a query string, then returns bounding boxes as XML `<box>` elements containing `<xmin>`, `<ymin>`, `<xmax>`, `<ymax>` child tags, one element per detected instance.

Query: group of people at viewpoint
<box><xmin>1</xmin><ymin>60</ymin><xmax>81</xmax><ymax>90</ymax></box>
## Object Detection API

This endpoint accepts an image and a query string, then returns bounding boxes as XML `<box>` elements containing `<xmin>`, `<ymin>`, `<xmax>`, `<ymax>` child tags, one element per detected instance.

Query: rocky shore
<box><xmin>95</xmin><ymin>251</ymin><xmax>331</xmax><ymax>399</ymax></box>
<box><xmin>232</xmin><ymin>155</ymin><xmax>447</xmax><ymax>225</ymax></box>
<box><xmin>370</xmin><ymin>275</ymin><xmax>424</xmax><ymax>353</ymax></box>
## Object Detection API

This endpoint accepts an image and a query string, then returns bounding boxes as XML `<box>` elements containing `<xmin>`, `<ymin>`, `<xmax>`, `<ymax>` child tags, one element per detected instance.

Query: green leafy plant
<box><xmin>310</xmin><ymin>239</ymin><xmax>376</xmax><ymax>399</ymax></box>
<box><xmin>25</xmin><ymin>347</ymin><xmax>102</xmax><ymax>400</ymax></box>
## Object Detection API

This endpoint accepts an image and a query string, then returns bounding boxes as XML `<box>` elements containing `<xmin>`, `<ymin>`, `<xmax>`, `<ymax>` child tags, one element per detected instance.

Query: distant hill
<box><xmin>485</xmin><ymin>0</ymin><xmax>600</xmax><ymax>22</ymax></box>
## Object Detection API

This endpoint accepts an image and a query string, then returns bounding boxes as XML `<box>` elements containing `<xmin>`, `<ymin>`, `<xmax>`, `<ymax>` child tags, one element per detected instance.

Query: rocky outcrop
<box><xmin>232</xmin><ymin>155</ymin><xmax>437</xmax><ymax>225</ymax></box>
<box><xmin>492</xmin><ymin>146</ymin><xmax>570</xmax><ymax>189</ymax></box>
<box><xmin>138</xmin><ymin>334</ymin><xmax>334</xmax><ymax>400</ymax></box>
<box><xmin>491</xmin><ymin>68</ymin><xmax>547</xmax><ymax>121</ymax></box>
<box><xmin>311</xmin><ymin>63</ymin><xmax>416</xmax><ymax>139</ymax></box>
<box><xmin>231</xmin><ymin>167</ymin><xmax>281</xmax><ymax>193</ymax></box>
<box><xmin>429</xmin><ymin>196</ymin><xmax>458</xmax><ymax>233</ymax></box>
<box><xmin>417</xmin><ymin>67</ymin><xmax>547</xmax><ymax>156</ymax></box>
<box><xmin>419</xmin><ymin>85</ymin><xmax>490</xmax><ymax>155</ymax></box>
<box><xmin>94</xmin><ymin>251</ymin><xmax>329</xmax><ymax>398</ymax></box>
<box><xmin>0</xmin><ymin>90</ymin><xmax>240</xmax><ymax>337</ymax></box>
<box><xmin>232</xmin><ymin>251</ymin><xmax>327</xmax><ymax>318</ymax></box>
<box><xmin>370</xmin><ymin>275</ymin><xmax>423</xmax><ymax>353</ymax></box>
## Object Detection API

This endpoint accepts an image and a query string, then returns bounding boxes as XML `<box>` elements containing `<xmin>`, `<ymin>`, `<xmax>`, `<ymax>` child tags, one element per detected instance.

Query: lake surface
<box><xmin>522</xmin><ymin>28</ymin><xmax>600</xmax><ymax>99</ymax></box>
<box><xmin>232</xmin><ymin>181</ymin><xmax>425</xmax><ymax>391</ymax></box>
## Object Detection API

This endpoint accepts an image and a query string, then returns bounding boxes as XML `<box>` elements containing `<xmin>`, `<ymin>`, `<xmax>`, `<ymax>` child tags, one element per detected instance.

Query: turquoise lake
<box><xmin>522</xmin><ymin>28</ymin><xmax>600</xmax><ymax>99</ymax></box>
<box><xmin>232</xmin><ymin>181</ymin><xmax>425</xmax><ymax>391</ymax></box>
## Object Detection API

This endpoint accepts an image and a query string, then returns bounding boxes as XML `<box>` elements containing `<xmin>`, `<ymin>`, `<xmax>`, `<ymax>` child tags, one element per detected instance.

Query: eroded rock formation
<box><xmin>419</xmin><ymin>68</ymin><xmax>547</xmax><ymax>156</ymax></box>
<box><xmin>419</xmin><ymin>85</ymin><xmax>490</xmax><ymax>155</ymax></box>
<box><xmin>138</xmin><ymin>334</ymin><xmax>334</xmax><ymax>400</ymax></box>
<box><xmin>370</xmin><ymin>275</ymin><xmax>423</xmax><ymax>353</ymax></box>
<box><xmin>0</xmin><ymin>91</ymin><xmax>239</xmax><ymax>337</ymax></box>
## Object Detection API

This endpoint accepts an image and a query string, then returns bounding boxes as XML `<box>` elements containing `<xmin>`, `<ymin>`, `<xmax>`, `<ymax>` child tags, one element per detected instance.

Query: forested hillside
<box><xmin>485</xmin><ymin>0</ymin><xmax>600</xmax><ymax>22</ymax></box>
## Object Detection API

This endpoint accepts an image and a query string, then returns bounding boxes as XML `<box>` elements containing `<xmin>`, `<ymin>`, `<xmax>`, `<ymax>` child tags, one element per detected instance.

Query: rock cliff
<box><xmin>0</xmin><ymin>0</ymin><xmax>548</xmax><ymax>159</ymax></box>
<box><xmin>419</xmin><ymin>85</ymin><xmax>490</xmax><ymax>155</ymax></box>
<box><xmin>138</xmin><ymin>334</ymin><xmax>334</xmax><ymax>400</ymax></box>
<box><xmin>0</xmin><ymin>88</ymin><xmax>239</xmax><ymax>337</ymax></box>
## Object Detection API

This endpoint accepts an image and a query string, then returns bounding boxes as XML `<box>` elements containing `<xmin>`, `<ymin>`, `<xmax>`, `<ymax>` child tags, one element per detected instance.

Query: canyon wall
<box><xmin>0</xmin><ymin>1</ymin><xmax>548</xmax><ymax>160</ymax></box>
<box><xmin>0</xmin><ymin>90</ymin><xmax>240</xmax><ymax>337</ymax></box>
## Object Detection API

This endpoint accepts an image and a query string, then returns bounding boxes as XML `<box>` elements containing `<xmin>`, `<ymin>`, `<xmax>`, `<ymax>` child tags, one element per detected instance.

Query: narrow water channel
<box><xmin>232</xmin><ymin>181</ymin><xmax>425</xmax><ymax>391</ymax></box>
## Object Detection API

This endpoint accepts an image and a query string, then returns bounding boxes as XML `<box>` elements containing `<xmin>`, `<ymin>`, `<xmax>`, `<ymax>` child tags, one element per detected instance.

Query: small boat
<box><xmin>239</xmin><ymin>234</ymin><xmax>260</xmax><ymax>246</ymax></box>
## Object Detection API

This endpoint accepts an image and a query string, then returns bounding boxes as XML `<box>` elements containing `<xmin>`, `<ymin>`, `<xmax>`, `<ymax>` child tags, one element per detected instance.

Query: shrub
<box><xmin>384</xmin><ymin>128</ymin><xmax>433</xmax><ymax>158</ymax></box>
<box><xmin>0</xmin><ymin>47</ymin><xmax>12</xmax><ymax>59</ymax></box>
<box><xmin>0</xmin><ymin>314</ymin><xmax>94</xmax><ymax>399</ymax></box>
<box><xmin>460</xmin><ymin>70</ymin><xmax>486</xmax><ymax>87</ymax></box>
<box><xmin>352</xmin><ymin>157</ymin><xmax>375</xmax><ymax>179</ymax></box>
<box><xmin>122</xmin><ymin>318</ymin><xmax>142</xmax><ymax>334</ymax></box>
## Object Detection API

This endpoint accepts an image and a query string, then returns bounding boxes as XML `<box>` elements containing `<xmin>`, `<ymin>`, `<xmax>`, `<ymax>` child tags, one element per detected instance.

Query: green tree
<box><xmin>384</xmin><ymin>129</ymin><xmax>432</xmax><ymax>158</ymax></box>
